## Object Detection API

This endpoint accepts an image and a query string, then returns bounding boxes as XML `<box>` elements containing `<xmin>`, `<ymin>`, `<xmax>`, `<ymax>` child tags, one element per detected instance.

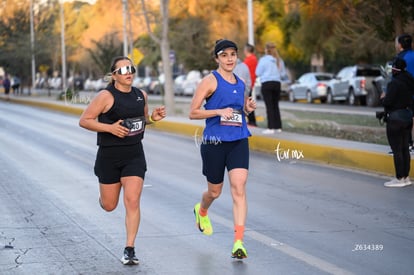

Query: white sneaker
<box><xmin>403</xmin><ymin>177</ymin><xmax>412</xmax><ymax>186</ymax></box>
<box><xmin>384</xmin><ymin>178</ymin><xmax>407</xmax><ymax>187</ymax></box>
<box><xmin>262</xmin><ymin>129</ymin><xmax>275</xmax><ymax>134</ymax></box>
<box><xmin>276</xmin><ymin>129</ymin><xmax>282</xmax><ymax>133</ymax></box>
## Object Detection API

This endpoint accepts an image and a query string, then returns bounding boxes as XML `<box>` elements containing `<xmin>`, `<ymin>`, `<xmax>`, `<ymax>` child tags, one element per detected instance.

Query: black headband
<box><xmin>214</xmin><ymin>40</ymin><xmax>238</xmax><ymax>56</ymax></box>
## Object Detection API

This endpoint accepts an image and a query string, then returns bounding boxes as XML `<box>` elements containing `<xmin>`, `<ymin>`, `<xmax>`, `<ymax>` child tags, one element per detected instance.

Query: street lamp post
<box><xmin>30</xmin><ymin>0</ymin><xmax>35</xmax><ymax>95</ymax></box>
<box><xmin>60</xmin><ymin>1</ymin><xmax>67</xmax><ymax>103</ymax></box>
<box><xmin>247</xmin><ymin>0</ymin><xmax>254</xmax><ymax>45</ymax></box>
<box><xmin>122</xmin><ymin>0</ymin><xmax>128</xmax><ymax>57</ymax></box>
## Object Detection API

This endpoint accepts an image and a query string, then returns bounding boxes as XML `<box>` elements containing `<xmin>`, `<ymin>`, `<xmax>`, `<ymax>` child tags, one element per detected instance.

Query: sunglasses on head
<box><xmin>112</xmin><ymin>65</ymin><xmax>136</xmax><ymax>75</ymax></box>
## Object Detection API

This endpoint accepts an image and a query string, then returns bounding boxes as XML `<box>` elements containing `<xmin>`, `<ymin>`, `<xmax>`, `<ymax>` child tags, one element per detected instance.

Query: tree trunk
<box><xmin>390</xmin><ymin>0</ymin><xmax>404</xmax><ymax>35</ymax></box>
<box><xmin>160</xmin><ymin>0</ymin><xmax>175</xmax><ymax>115</ymax></box>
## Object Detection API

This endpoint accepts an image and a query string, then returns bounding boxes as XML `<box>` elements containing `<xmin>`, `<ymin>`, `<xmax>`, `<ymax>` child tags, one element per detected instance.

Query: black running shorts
<box><xmin>200</xmin><ymin>138</ymin><xmax>249</xmax><ymax>184</ymax></box>
<box><xmin>94</xmin><ymin>143</ymin><xmax>147</xmax><ymax>184</ymax></box>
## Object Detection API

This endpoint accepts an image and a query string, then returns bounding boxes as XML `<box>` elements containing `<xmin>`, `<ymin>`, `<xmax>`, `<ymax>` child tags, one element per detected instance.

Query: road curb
<box><xmin>6</xmin><ymin>97</ymin><xmax>84</xmax><ymax>116</ymax></box>
<box><xmin>2</xmin><ymin>96</ymin><xmax>399</xmax><ymax>178</ymax></box>
<box><xmin>150</xmin><ymin>120</ymin><xmax>396</xmax><ymax>177</ymax></box>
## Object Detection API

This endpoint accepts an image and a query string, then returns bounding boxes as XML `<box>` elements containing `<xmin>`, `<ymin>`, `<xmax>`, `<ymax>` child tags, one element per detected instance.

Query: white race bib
<box><xmin>127</xmin><ymin>117</ymin><xmax>145</xmax><ymax>136</ymax></box>
<box><xmin>220</xmin><ymin>110</ymin><xmax>242</xmax><ymax>127</ymax></box>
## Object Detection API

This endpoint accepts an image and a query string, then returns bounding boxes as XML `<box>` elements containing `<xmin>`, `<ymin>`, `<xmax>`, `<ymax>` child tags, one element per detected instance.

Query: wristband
<box><xmin>149</xmin><ymin>115</ymin><xmax>155</xmax><ymax>123</ymax></box>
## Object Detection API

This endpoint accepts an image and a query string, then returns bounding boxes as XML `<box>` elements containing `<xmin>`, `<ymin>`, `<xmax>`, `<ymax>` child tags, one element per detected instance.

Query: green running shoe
<box><xmin>232</xmin><ymin>240</ymin><xmax>248</xmax><ymax>259</ymax></box>
<box><xmin>193</xmin><ymin>203</ymin><xmax>213</xmax><ymax>236</ymax></box>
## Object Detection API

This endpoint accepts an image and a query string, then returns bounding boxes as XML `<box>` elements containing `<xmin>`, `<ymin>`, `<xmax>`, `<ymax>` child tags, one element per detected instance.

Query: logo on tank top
<box><xmin>233</xmin><ymin>90</ymin><xmax>237</xmax><ymax>94</ymax></box>
<box><xmin>136</xmin><ymin>96</ymin><xmax>143</xmax><ymax>101</ymax></box>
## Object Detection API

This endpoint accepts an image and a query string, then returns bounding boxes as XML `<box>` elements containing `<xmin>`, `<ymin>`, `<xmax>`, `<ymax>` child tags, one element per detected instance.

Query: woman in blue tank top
<box><xmin>79</xmin><ymin>56</ymin><xmax>166</xmax><ymax>265</ymax></box>
<box><xmin>189</xmin><ymin>39</ymin><xmax>256</xmax><ymax>259</ymax></box>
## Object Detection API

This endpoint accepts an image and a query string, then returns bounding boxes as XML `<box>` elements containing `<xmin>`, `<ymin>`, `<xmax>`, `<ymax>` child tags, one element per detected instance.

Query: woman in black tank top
<box><xmin>79</xmin><ymin>56</ymin><xmax>166</xmax><ymax>265</ymax></box>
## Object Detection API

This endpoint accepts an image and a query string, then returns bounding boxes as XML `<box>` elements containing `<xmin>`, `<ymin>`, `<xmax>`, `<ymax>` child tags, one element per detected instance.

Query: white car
<box><xmin>288</xmin><ymin>72</ymin><xmax>334</xmax><ymax>103</ymax></box>
<box><xmin>254</xmin><ymin>77</ymin><xmax>291</xmax><ymax>100</ymax></box>
<box><xmin>48</xmin><ymin>77</ymin><xmax>62</xmax><ymax>89</ymax></box>
<box><xmin>182</xmin><ymin>70</ymin><xmax>202</xmax><ymax>96</ymax></box>
<box><xmin>174</xmin><ymin>75</ymin><xmax>186</xmax><ymax>95</ymax></box>
<box><xmin>93</xmin><ymin>78</ymin><xmax>109</xmax><ymax>91</ymax></box>
<box><xmin>133</xmin><ymin>77</ymin><xmax>145</xmax><ymax>88</ymax></box>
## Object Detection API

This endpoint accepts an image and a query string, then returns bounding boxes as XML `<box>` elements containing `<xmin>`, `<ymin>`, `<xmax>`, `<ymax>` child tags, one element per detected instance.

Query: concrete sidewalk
<box><xmin>0</xmin><ymin>92</ymin><xmax>399</xmax><ymax>178</ymax></box>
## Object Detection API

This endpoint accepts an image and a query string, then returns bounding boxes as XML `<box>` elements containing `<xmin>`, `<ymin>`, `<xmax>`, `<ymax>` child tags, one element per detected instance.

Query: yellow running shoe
<box><xmin>193</xmin><ymin>203</ymin><xmax>213</xmax><ymax>236</ymax></box>
<box><xmin>232</xmin><ymin>240</ymin><xmax>248</xmax><ymax>259</ymax></box>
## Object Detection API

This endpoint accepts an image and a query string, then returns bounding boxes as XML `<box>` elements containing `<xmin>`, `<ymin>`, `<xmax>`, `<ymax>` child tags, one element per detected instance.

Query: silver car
<box><xmin>182</xmin><ymin>70</ymin><xmax>202</xmax><ymax>96</ymax></box>
<box><xmin>253</xmin><ymin>77</ymin><xmax>292</xmax><ymax>100</ymax></box>
<box><xmin>288</xmin><ymin>72</ymin><xmax>333</xmax><ymax>103</ymax></box>
<box><xmin>326</xmin><ymin>65</ymin><xmax>382</xmax><ymax>106</ymax></box>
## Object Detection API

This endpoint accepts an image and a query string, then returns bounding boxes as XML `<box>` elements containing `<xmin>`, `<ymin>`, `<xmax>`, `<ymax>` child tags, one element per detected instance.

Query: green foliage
<box><xmin>0</xmin><ymin>1</ymin><xmax>59</xmax><ymax>86</ymax></box>
<box><xmin>135</xmin><ymin>34</ymin><xmax>161</xmax><ymax>74</ymax></box>
<box><xmin>87</xmin><ymin>33</ymin><xmax>123</xmax><ymax>77</ymax></box>
<box><xmin>168</xmin><ymin>16</ymin><xmax>214</xmax><ymax>71</ymax></box>
<box><xmin>281</xmin><ymin>11</ymin><xmax>301</xmax><ymax>46</ymax></box>
<box><xmin>0</xmin><ymin>8</ymin><xmax>31</xmax><ymax>71</ymax></box>
<box><xmin>58</xmin><ymin>88</ymin><xmax>74</xmax><ymax>101</ymax></box>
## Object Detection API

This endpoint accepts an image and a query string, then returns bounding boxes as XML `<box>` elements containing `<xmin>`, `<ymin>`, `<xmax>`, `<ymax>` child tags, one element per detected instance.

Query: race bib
<box><xmin>126</xmin><ymin>116</ymin><xmax>145</xmax><ymax>136</ymax></box>
<box><xmin>220</xmin><ymin>110</ymin><xmax>242</xmax><ymax>127</ymax></box>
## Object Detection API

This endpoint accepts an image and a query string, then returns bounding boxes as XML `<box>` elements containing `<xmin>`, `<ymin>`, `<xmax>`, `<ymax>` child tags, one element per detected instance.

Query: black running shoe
<box><xmin>121</xmin><ymin>246</ymin><xmax>139</xmax><ymax>265</ymax></box>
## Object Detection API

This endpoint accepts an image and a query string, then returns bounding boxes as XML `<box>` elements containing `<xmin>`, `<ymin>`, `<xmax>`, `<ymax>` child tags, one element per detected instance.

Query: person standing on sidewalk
<box><xmin>234</xmin><ymin>58</ymin><xmax>252</xmax><ymax>100</ymax></box>
<box><xmin>255</xmin><ymin>42</ymin><xmax>287</xmax><ymax>134</ymax></box>
<box><xmin>395</xmin><ymin>34</ymin><xmax>414</xmax><ymax>150</ymax></box>
<box><xmin>396</xmin><ymin>34</ymin><xmax>414</xmax><ymax>77</ymax></box>
<box><xmin>2</xmin><ymin>74</ymin><xmax>11</xmax><ymax>100</ymax></box>
<box><xmin>79</xmin><ymin>56</ymin><xmax>166</xmax><ymax>265</ymax></box>
<box><xmin>243</xmin><ymin>43</ymin><xmax>258</xmax><ymax>126</ymax></box>
<box><xmin>12</xmin><ymin>76</ymin><xmax>21</xmax><ymax>95</ymax></box>
<box><xmin>189</xmin><ymin>39</ymin><xmax>256</xmax><ymax>259</ymax></box>
<box><xmin>382</xmin><ymin>58</ymin><xmax>414</xmax><ymax>188</ymax></box>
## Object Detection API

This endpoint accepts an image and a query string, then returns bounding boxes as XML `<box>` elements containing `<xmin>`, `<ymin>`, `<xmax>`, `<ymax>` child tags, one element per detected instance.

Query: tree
<box><xmin>140</xmin><ymin>0</ymin><xmax>175</xmax><ymax>114</ymax></box>
<box><xmin>169</xmin><ymin>16</ymin><xmax>213</xmax><ymax>71</ymax></box>
<box><xmin>285</xmin><ymin>0</ymin><xmax>340</xmax><ymax>72</ymax></box>
<box><xmin>333</xmin><ymin>0</ymin><xmax>414</xmax><ymax>65</ymax></box>
<box><xmin>2</xmin><ymin>0</ymin><xmax>413</xmax><ymax>89</ymax></box>
<box><xmin>61</xmin><ymin>1</ymin><xmax>91</xmax><ymax>75</ymax></box>
<box><xmin>0</xmin><ymin>8</ymin><xmax>32</xmax><ymax>79</ymax></box>
<box><xmin>87</xmin><ymin>33</ymin><xmax>123</xmax><ymax>78</ymax></box>
<box><xmin>0</xmin><ymin>0</ymin><xmax>58</xmax><ymax>87</ymax></box>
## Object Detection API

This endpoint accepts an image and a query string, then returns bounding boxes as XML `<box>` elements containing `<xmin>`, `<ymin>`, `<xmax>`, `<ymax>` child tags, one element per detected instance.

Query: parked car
<box><xmin>48</xmin><ymin>77</ymin><xmax>62</xmax><ymax>90</ymax></box>
<box><xmin>182</xmin><ymin>70</ymin><xmax>202</xmax><ymax>96</ymax></box>
<box><xmin>35</xmin><ymin>75</ymin><xmax>48</xmax><ymax>89</ymax></box>
<box><xmin>141</xmin><ymin>76</ymin><xmax>162</xmax><ymax>94</ymax></box>
<box><xmin>288</xmin><ymin>72</ymin><xmax>333</xmax><ymax>103</ymax></box>
<box><xmin>83</xmin><ymin>77</ymin><xmax>95</xmax><ymax>91</ymax></box>
<box><xmin>372</xmin><ymin>61</ymin><xmax>393</xmax><ymax>105</ymax></box>
<box><xmin>73</xmin><ymin>76</ymin><xmax>84</xmax><ymax>91</ymax></box>
<box><xmin>328</xmin><ymin>65</ymin><xmax>382</xmax><ymax>106</ymax></box>
<box><xmin>173</xmin><ymin>74</ymin><xmax>186</xmax><ymax>95</ymax></box>
<box><xmin>133</xmin><ymin>76</ymin><xmax>145</xmax><ymax>88</ymax></box>
<box><xmin>253</xmin><ymin>77</ymin><xmax>292</xmax><ymax>100</ymax></box>
<box><xmin>93</xmin><ymin>78</ymin><xmax>109</xmax><ymax>91</ymax></box>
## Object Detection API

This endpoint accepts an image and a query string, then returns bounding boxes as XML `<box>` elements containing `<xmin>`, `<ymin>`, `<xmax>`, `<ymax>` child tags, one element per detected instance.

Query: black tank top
<box><xmin>97</xmin><ymin>84</ymin><xmax>146</xmax><ymax>146</ymax></box>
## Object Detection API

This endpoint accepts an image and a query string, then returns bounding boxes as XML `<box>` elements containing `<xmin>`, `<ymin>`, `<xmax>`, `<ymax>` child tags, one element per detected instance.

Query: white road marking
<box><xmin>210</xmin><ymin>213</ymin><xmax>354</xmax><ymax>275</ymax></box>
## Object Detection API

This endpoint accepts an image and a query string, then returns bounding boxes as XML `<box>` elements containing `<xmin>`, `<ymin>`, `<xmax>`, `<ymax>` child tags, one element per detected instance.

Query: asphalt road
<box><xmin>0</xmin><ymin>101</ymin><xmax>413</xmax><ymax>275</ymax></box>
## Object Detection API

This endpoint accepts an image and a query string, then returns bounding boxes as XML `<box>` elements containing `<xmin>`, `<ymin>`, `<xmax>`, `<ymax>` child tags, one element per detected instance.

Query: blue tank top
<box><xmin>203</xmin><ymin>71</ymin><xmax>251</xmax><ymax>142</ymax></box>
<box><xmin>97</xmin><ymin>84</ymin><xmax>146</xmax><ymax>146</ymax></box>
